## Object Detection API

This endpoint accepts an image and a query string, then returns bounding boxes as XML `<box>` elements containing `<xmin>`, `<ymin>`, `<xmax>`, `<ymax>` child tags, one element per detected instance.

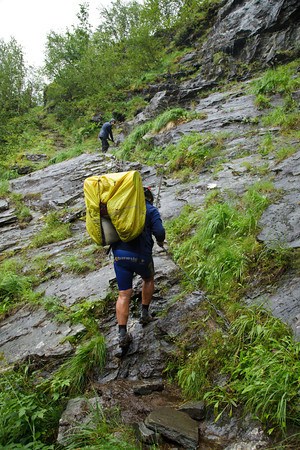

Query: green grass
<box><xmin>166</xmin><ymin>182</ymin><xmax>278</xmax><ymax>297</ymax></box>
<box><xmin>115</xmin><ymin>108</ymin><xmax>203</xmax><ymax>161</ymax></box>
<box><xmin>252</xmin><ymin>64</ymin><xmax>300</xmax><ymax>96</ymax></box>
<box><xmin>50</xmin><ymin>335</ymin><xmax>107</xmax><ymax>399</ymax></box>
<box><xmin>165</xmin><ymin>181</ymin><xmax>294</xmax><ymax>435</ymax></box>
<box><xmin>0</xmin><ymin>259</ymin><xmax>40</xmax><ymax>316</ymax></box>
<box><xmin>63</xmin><ymin>255</ymin><xmax>96</xmax><ymax>274</ymax></box>
<box><xmin>175</xmin><ymin>305</ymin><xmax>300</xmax><ymax>434</ymax></box>
<box><xmin>262</xmin><ymin>107</ymin><xmax>300</xmax><ymax>131</ymax></box>
<box><xmin>30</xmin><ymin>212</ymin><xmax>72</xmax><ymax>248</ymax></box>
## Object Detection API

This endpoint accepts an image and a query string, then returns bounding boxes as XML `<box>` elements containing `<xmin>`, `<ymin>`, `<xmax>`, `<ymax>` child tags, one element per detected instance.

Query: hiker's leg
<box><xmin>116</xmin><ymin>288</ymin><xmax>132</xmax><ymax>325</ymax></box>
<box><xmin>101</xmin><ymin>138</ymin><xmax>109</xmax><ymax>153</ymax></box>
<box><xmin>141</xmin><ymin>277</ymin><xmax>154</xmax><ymax>306</ymax></box>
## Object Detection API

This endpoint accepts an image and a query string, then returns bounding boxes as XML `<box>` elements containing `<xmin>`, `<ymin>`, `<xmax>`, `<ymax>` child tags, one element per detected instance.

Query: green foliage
<box><xmin>30</xmin><ymin>212</ymin><xmax>72</xmax><ymax>248</ymax></box>
<box><xmin>252</xmin><ymin>65</ymin><xmax>300</xmax><ymax>97</ymax></box>
<box><xmin>166</xmin><ymin>181</ymin><xmax>283</xmax><ymax>297</ymax></box>
<box><xmin>63</xmin><ymin>255</ymin><xmax>96</xmax><ymax>274</ymax></box>
<box><xmin>50</xmin><ymin>335</ymin><xmax>107</xmax><ymax>399</ymax></box>
<box><xmin>173</xmin><ymin>0</ymin><xmax>224</xmax><ymax>46</ymax></box>
<box><xmin>0</xmin><ymin>259</ymin><xmax>38</xmax><ymax>315</ymax></box>
<box><xmin>0</xmin><ymin>39</ymin><xmax>28</xmax><ymax>119</ymax></box>
<box><xmin>0</xmin><ymin>368</ymin><xmax>61</xmax><ymax>446</ymax></box>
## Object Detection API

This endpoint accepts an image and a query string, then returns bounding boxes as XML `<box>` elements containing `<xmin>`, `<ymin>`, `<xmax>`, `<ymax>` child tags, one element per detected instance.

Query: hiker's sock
<box><xmin>118</xmin><ymin>325</ymin><xmax>127</xmax><ymax>337</ymax></box>
<box><xmin>142</xmin><ymin>304</ymin><xmax>149</xmax><ymax>314</ymax></box>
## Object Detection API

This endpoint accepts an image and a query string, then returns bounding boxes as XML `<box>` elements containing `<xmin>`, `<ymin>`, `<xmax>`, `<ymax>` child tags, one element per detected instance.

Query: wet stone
<box><xmin>145</xmin><ymin>406</ymin><xmax>199</xmax><ymax>450</ymax></box>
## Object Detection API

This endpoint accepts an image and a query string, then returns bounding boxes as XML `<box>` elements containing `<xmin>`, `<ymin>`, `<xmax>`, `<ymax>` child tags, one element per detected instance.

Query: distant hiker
<box><xmin>111</xmin><ymin>187</ymin><xmax>166</xmax><ymax>350</ymax></box>
<box><xmin>98</xmin><ymin>118</ymin><xmax>116</xmax><ymax>153</ymax></box>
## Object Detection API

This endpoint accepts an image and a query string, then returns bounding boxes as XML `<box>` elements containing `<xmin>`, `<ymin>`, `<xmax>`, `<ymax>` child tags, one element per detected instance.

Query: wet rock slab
<box><xmin>145</xmin><ymin>406</ymin><xmax>199</xmax><ymax>449</ymax></box>
<box><xmin>258</xmin><ymin>150</ymin><xmax>300</xmax><ymax>248</ymax></box>
<box><xmin>37</xmin><ymin>262</ymin><xmax>116</xmax><ymax>306</ymax></box>
<box><xmin>0</xmin><ymin>305</ymin><xmax>85</xmax><ymax>366</ymax></box>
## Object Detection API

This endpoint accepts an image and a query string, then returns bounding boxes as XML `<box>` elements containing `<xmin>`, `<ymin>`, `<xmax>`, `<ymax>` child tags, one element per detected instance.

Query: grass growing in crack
<box><xmin>202</xmin><ymin>307</ymin><xmax>300</xmax><ymax>434</ymax></box>
<box><xmin>252</xmin><ymin>63</ymin><xmax>300</xmax><ymax>97</ymax></box>
<box><xmin>63</xmin><ymin>255</ymin><xmax>96</xmax><ymax>274</ymax></box>
<box><xmin>275</xmin><ymin>145</ymin><xmax>297</xmax><ymax>163</ymax></box>
<box><xmin>49</xmin><ymin>335</ymin><xmax>106</xmax><ymax>399</ymax></box>
<box><xmin>30</xmin><ymin>212</ymin><xmax>72</xmax><ymax>248</ymax></box>
<box><xmin>10</xmin><ymin>193</ymin><xmax>32</xmax><ymax>225</ymax></box>
<box><xmin>115</xmin><ymin>108</ymin><xmax>203</xmax><ymax>161</ymax></box>
<box><xmin>262</xmin><ymin>107</ymin><xmax>300</xmax><ymax>131</ymax></box>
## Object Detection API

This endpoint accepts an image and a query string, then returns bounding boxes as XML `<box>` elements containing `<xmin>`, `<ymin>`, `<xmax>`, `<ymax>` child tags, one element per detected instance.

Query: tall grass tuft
<box><xmin>0</xmin><ymin>260</ymin><xmax>37</xmax><ymax>315</ymax></box>
<box><xmin>177</xmin><ymin>306</ymin><xmax>300</xmax><ymax>433</ymax></box>
<box><xmin>50</xmin><ymin>335</ymin><xmax>107</xmax><ymax>398</ymax></box>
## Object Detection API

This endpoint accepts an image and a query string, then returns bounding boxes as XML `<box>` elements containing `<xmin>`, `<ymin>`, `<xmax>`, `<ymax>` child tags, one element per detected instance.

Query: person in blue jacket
<box><xmin>111</xmin><ymin>187</ymin><xmax>166</xmax><ymax>349</ymax></box>
<box><xmin>98</xmin><ymin>118</ymin><xmax>116</xmax><ymax>153</ymax></box>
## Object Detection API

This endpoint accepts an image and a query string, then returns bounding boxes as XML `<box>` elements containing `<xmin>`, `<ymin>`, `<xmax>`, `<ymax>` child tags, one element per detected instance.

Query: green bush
<box><xmin>0</xmin><ymin>369</ymin><xmax>60</xmax><ymax>446</ymax></box>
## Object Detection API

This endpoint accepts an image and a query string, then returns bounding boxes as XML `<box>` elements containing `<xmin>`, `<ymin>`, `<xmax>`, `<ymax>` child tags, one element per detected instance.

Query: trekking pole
<box><xmin>159</xmin><ymin>246</ymin><xmax>230</xmax><ymax>331</ymax></box>
<box><xmin>155</xmin><ymin>166</ymin><xmax>164</xmax><ymax>209</ymax></box>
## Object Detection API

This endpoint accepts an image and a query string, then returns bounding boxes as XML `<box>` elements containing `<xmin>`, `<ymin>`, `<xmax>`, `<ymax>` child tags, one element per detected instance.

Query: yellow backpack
<box><xmin>83</xmin><ymin>170</ymin><xmax>146</xmax><ymax>246</ymax></box>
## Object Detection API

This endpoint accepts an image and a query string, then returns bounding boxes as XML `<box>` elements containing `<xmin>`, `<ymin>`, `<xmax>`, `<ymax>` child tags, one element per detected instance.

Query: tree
<box><xmin>0</xmin><ymin>38</ymin><xmax>26</xmax><ymax>119</ymax></box>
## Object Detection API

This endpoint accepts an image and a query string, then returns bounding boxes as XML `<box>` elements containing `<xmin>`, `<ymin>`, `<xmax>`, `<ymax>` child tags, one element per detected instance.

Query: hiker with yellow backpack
<box><xmin>83</xmin><ymin>171</ymin><xmax>165</xmax><ymax>352</ymax></box>
<box><xmin>111</xmin><ymin>186</ymin><xmax>165</xmax><ymax>349</ymax></box>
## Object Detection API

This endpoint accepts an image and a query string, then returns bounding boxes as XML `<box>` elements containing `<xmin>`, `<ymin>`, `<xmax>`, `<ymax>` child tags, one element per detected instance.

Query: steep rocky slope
<box><xmin>1</xmin><ymin>79</ymin><xmax>299</xmax><ymax>448</ymax></box>
<box><xmin>0</xmin><ymin>0</ymin><xmax>299</xmax><ymax>448</ymax></box>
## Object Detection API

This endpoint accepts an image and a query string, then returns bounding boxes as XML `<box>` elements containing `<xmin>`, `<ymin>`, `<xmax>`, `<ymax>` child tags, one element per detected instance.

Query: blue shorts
<box><xmin>113</xmin><ymin>252</ymin><xmax>154</xmax><ymax>291</ymax></box>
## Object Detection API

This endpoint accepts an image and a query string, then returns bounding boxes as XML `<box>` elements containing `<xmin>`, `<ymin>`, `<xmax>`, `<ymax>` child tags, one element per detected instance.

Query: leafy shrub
<box><xmin>0</xmin><ymin>369</ymin><xmax>60</xmax><ymax>446</ymax></box>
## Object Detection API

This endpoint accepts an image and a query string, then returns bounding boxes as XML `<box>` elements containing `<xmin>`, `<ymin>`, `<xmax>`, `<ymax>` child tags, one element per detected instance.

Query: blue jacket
<box><xmin>99</xmin><ymin>122</ymin><xmax>114</xmax><ymax>141</ymax></box>
<box><xmin>112</xmin><ymin>200</ymin><xmax>165</xmax><ymax>259</ymax></box>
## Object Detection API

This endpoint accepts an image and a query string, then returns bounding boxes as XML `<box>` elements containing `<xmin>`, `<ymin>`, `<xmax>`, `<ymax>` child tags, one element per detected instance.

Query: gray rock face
<box><xmin>184</xmin><ymin>0</ymin><xmax>300</xmax><ymax>85</ymax></box>
<box><xmin>258</xmin><ymin>150</ymin><xmax>300</xmax><ymax>248</ymax></box>
<box><xmin>0</xmin><ymin>306</ymin><xmax>85</xmax><ymax>366</ymax></box>
<box><xmin>57</xmin><ymin>397</ymin><xmax>103</xmax><ymax>444</ymax></box>
<box><xmin>145</xmin><ymin>406</ymin><xmax>199</xmax><ymax>449</ymax></box>
<box><xmin>37</xmin><ymin>262</ymin><xmax>116</xmax><ymax>306</ymax></box>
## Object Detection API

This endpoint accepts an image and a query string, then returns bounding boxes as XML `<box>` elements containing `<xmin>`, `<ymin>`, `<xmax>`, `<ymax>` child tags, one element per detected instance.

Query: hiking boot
<box><xmin>118</xmin><ymin>332</ymin><xmax>133</xmax><ymax>348</ymax></box>
<box><xmin>139</xmin><ymin>312</ymin><xmax>155</xmax><ymax>326</ymax></box>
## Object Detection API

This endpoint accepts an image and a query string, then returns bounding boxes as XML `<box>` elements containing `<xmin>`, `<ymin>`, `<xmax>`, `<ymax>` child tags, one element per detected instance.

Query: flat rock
<box><xmin>145</xmin><ymin>406</ymin><xmax>199</xmax><ymax>449</ymax></box>
<box><xmin>0</xmin><ymin>306</ymin><xmax>85</xmax><ymax>365</ymax></box>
